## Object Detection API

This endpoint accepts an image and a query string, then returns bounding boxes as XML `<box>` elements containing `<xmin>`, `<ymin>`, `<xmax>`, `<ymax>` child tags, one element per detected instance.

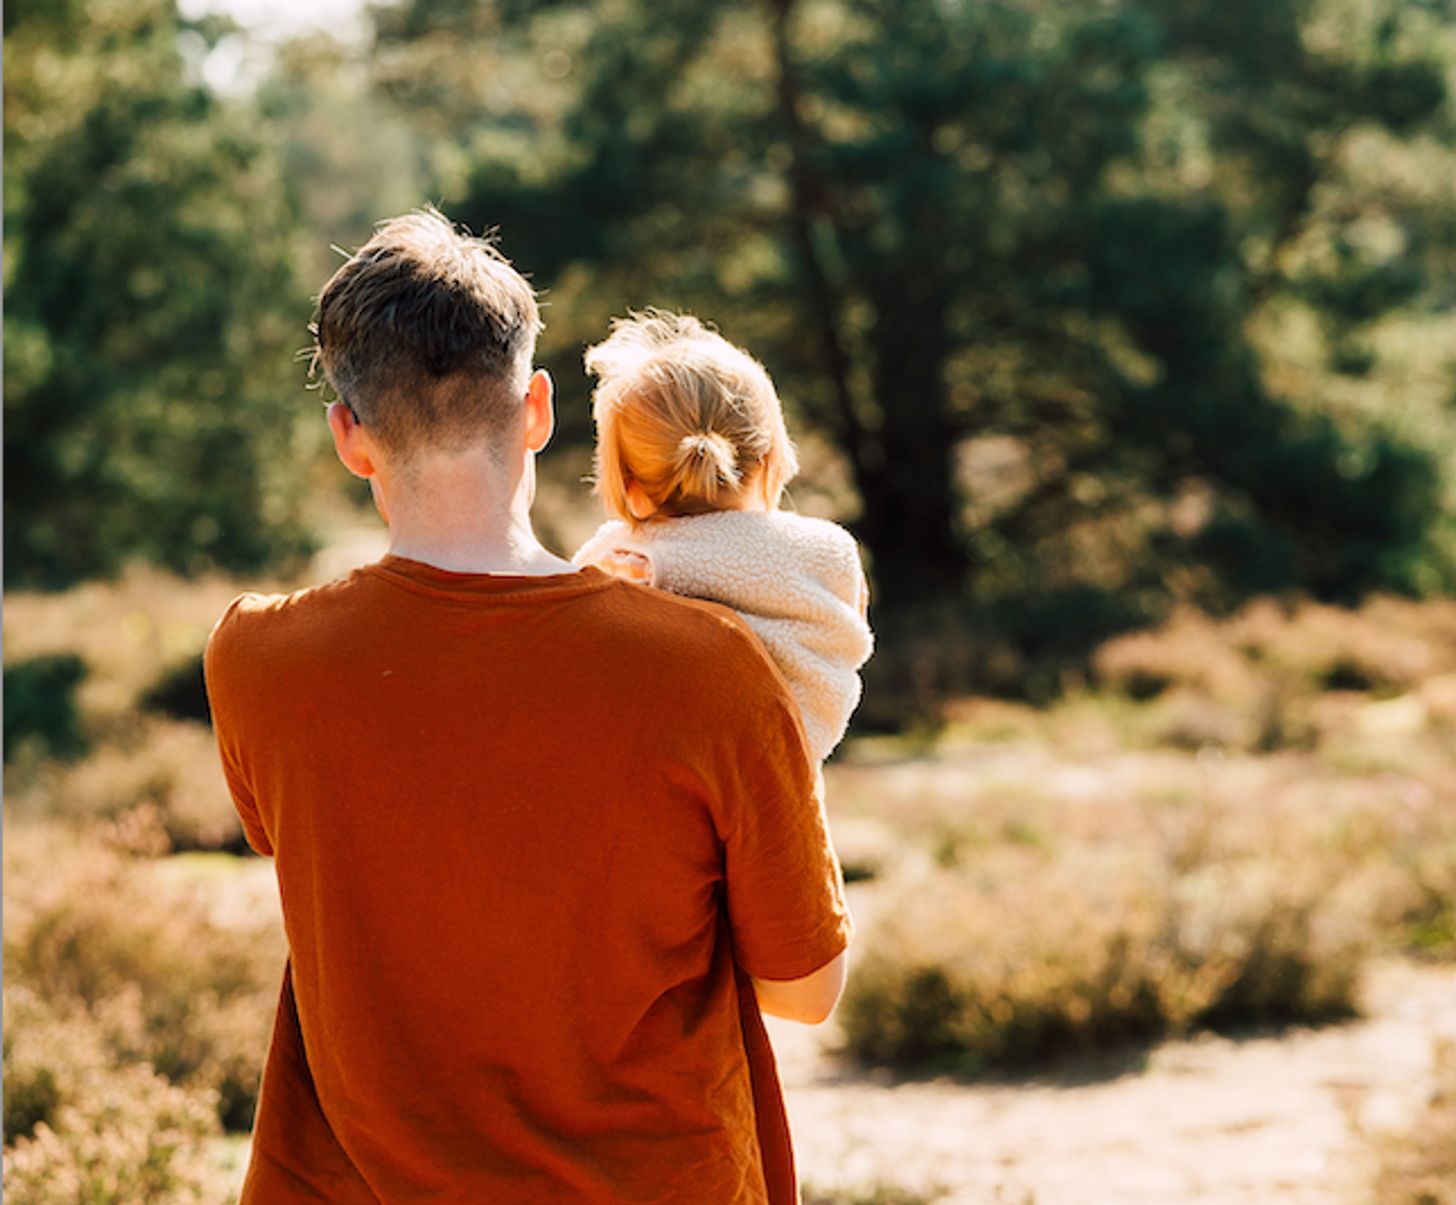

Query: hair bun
<box><xmin>672</xmin><ymin>430</ymin><xmax>740</xmax><ymax>502</ymax></box>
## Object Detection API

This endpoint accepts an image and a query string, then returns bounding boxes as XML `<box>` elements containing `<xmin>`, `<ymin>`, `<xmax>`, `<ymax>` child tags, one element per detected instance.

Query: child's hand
<box><xmin>598</xmin><ymin>548</ymin><xmax>654</xmax><ymax>585</ymax></box>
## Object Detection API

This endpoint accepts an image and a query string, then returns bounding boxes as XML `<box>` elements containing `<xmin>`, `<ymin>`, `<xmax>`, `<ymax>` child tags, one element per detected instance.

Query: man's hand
<box><xmin>751</xmin><ymin>949</ymin><xmax>848</xmax><ymax>1025</ymax></box>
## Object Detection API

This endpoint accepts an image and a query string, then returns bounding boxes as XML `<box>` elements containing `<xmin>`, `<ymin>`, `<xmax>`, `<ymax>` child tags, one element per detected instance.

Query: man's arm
<box><xmin>752</xmin><ymin>949</ymin><xmax>848</xmax><ymax>1025</ymax></box>
<box><xmin>204</xmin><ymin>595</ymin><xmax>276</xmax><ymax>857</ymax></box>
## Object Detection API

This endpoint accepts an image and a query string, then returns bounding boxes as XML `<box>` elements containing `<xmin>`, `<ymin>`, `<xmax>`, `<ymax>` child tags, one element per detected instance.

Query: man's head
<box><xmin>312</xmin><ymin>208</ymin><xmax>542</xmax><ymax>462</ymax></box>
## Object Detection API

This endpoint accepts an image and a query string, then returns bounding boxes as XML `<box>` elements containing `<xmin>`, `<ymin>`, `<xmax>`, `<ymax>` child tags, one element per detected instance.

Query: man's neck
<box><xmin>377</xmin><ymin>452</ymin><xmax>576</xmax><ymax>577</ymax></box>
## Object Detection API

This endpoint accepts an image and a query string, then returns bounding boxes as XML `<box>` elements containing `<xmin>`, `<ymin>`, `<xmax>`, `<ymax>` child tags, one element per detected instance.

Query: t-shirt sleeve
<box><xmin>715</xmin><ymin>640</ymin><xmax>853</xmax><ymax>981</ymax></box>
<box><xmin>203</xmin><ymin>596</ymin><xmax>274</xmax><ymax>857</ymax></box>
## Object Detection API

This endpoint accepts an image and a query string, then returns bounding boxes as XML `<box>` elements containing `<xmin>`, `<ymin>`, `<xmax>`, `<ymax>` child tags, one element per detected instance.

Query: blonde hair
<box><xmin>585</xmin><ymin>311</ymin><xmax>799</xmax><ymax>523</ymax></box>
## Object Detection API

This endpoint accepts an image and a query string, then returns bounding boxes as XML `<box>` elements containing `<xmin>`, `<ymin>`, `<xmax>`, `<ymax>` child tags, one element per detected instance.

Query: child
<box><xmin>574</xmin><ymin>310</ymin><xmax>872</xmax><ymax>765</ymax></box>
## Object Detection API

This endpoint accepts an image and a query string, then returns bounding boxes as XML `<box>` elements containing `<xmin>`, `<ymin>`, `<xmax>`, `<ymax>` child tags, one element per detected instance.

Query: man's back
<box><xmin>205</xmin><ymin>555</ymin><xmax>851</xmax><ymax>1203</ymax></box>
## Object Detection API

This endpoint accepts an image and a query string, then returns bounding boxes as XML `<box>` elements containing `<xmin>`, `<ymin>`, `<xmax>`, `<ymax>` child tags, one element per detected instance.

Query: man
<box><xmin>204</xmin><ymin>208</ymin><xmax>852</xmax><ymax>1203</ymax></box>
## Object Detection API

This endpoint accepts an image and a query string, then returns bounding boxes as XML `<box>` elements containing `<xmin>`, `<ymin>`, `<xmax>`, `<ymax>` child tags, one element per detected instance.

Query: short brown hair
<box><xmin>585</xmin><ymin>311</ymin><xmax>799</xmax><ymax>522</ymax></box>
<box><xmin>312</xmin><ymin>207</ymin><xmax>541</xmax><ymax>457</ymax></box>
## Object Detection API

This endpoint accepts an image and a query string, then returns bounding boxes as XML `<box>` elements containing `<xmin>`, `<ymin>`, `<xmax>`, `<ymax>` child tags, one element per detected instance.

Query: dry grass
<box><xmin>1371</xmin><ymin>1039</ymin><xmax>1456</xmax><ymax>1204</ymax></box>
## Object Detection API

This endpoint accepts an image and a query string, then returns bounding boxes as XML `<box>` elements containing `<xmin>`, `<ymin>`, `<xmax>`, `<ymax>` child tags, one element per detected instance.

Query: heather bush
<box><xmin>838</xmin><ymin>842</ymin><xmax>1373</xmax><ymax>1070</ymax></box>
<box><xmin>1092</xmin><ymin>609</ymin><xmax>1260</xmax><ymax>704</ymax></box>
<box><xmin>1383</xmin><ymin>829</ymin><xmax>1456</xmax><ymax>959</ymax></box>
<box><xmin>3</xmin><ymin>570</ymin><xmax>240</xmax><ymax>727</ymax></box>
<box><xmin>1094</xmin><ymin>597</ymin><xmax>1456</xmax><ymax>751</ymax></box>
<box><xmin>2</xmin><ymin>987</ymin><xmax>230</xmax><ymax>1205</ymax></box>
<box><xmin>3</xmin><ymin>825</ymin><xmax>283</xmax><ymax>1132</ymax></box>
<box><xmin>826</xmin><ymin>738</ymin><xmax>1456</xmax><ymax>1070</ymax></box>
<box><xmin>7</xmin><ymin>719</ymin><xmax>244</xmax><ymax>852</ymax></box>
<box><xmin>4</xmin><ymin>572</ymin><xmax>249</xmax><ymax>851</ymax></box>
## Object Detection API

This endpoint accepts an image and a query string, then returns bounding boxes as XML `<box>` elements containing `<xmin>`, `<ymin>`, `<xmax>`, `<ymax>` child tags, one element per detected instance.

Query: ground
<box><xmin>776</xmin><ymin>934</ymin><xmax>1454</xmax><ymax>1203</ymax></box>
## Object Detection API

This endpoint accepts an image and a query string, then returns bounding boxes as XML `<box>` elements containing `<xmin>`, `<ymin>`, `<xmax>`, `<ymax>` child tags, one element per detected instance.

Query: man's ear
<box><xmin>523</xmin><ymin>369</ymin><xmax>555</xmax><ymax>454</ymax></box>
<box><xmin>327</xmin><ymin>401</ymin><xmax>376</xmax><ymax>479</ymax></box>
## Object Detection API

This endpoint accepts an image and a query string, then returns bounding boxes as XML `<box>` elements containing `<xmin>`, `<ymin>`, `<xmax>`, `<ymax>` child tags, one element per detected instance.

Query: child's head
<box><xmin>585</xmin><ymin>311</ymin><xmax>799</xmax><ymax>523</ymax></box>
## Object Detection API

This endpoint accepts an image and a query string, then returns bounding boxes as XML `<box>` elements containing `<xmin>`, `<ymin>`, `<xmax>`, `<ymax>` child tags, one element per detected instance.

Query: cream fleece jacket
<box><xmin>573</xmin><ymin>510</ymin><xmax>873</xmax><ymax>762</ymax></box>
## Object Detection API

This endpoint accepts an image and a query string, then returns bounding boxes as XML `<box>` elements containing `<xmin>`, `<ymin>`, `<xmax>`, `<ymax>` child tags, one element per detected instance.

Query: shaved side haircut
<box><xmin>312</xmin><ymin>207</ymin><xmax>542</xmax><ymax>458</ymax></box>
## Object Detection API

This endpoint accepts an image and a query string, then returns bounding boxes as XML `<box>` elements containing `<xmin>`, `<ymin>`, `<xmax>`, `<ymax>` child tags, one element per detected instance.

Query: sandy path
<box><xmin>769</xmin><ymin>958</ymin><xmax>1455</xmax><ymax>1204</ymax></box>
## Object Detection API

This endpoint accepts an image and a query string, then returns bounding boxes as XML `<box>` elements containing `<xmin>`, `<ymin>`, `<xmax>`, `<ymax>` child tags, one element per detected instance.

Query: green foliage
<box><xmin>140</xmin><ymin>655</ymin><xmax>211</xmax><ymax>725</ymax></box>
<box><xmin>370</xmin><ymin>0</ymin><xmax>1456</xmax><ymax>632</ymax></box>
<box><xmin>4</xmin><ymin>654</ymin><xmax>88</xmax><ymax>762</ymax></box>
<box><xmin>3</xmin><ymin>0</ymin><xmax>316</xmax><ymax>588</ymax></box>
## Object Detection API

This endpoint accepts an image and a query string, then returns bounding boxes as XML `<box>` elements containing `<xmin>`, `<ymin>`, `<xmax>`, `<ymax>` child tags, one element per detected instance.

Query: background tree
<box><xmin>368</xmin><ymin>0</ymin><xmax>1456</xmax><ymax>670</ymax></box>
<box><xmin>4</xmin><ymin>0</ymin><xmax>317</xmax><ymax>587</ymax></box>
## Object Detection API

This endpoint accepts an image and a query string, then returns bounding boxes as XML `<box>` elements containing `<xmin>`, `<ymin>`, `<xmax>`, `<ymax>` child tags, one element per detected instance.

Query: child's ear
<box><xmin>625</xmin><ymin>480</ymin><xmax>657</xmax><ymax>521</ymax></box>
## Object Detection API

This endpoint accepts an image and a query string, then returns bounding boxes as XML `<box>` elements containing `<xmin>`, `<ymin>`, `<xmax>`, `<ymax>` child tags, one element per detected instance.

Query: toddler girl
<box><xmin>574</xmin><ymin>310</ymin><xmax>872</xmax><ymax>765</ymax></box>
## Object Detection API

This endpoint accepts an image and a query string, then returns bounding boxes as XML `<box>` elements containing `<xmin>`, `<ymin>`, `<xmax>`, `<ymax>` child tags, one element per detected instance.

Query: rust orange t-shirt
<box><xmin>204</xmin><ymin>555</ymin><xmax>852</xmax><ymax>1204</ymax></box>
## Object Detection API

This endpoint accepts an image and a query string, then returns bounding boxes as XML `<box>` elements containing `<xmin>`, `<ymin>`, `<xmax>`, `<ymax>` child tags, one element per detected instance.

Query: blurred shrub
<box><xmin>1226</xmin><ymin>599</ymin><xmax>1455</xmax><ymax>695</ymax></box>
<box><xmin>861</xmin><ymin>589</ymin><xmax>1146</xmax><ymax>727</ymax></box>
<box><xmin>1096</xmin><ymin>597</ymin><xmax>1456</xmax><ymax>704</ymax></box>
<box><xmin>2</xmin><ymin>986</ymin><xmax>229</xmax><ymax>1205</ymax></box>
<box><xmin>4</xmin><ymin>654</ymin><xmax>88</xmax><ymax>763</ymax></box>
<box><xmin>3</xmin><ymin>828</ymin><xmax>283</xmax><ymax>1133</ymax></box>
<box><xmin>10</xmin><ymin>720</ymin><xmax>244</xmax><ymax>853</ymax></box>
<box><xmin>867</xmin><ymin>593</ymin><xmax>1456</xmax><ymax>730</ymax></box>
<box><xmin>4</xmin><ymin>575</ymin><xmax>246</xmax><ymax>849</ymax></box>
<box><xmin>139</xmin><ymin>654</ymin><xmax>211</xmax><ymax>725</ymax></box>
<box><xmin>839</xmin><ymin>848</ymin><xmax>1371</xmax><ymax>1070</ymax></box>
<box><xmin>1384</xmin><ymin>832</ymin><xmax>1456</xmax><ymax>961</ymax></box>
<box><xmin>1093</xmin><ymin>609</ymin><xmax>1260</xmax><ymax>704</ymax></box>
<box><xmin>1091</xmin><ymin>596</ymin><xmax>1456</xmax><ymax>753</ymax></box>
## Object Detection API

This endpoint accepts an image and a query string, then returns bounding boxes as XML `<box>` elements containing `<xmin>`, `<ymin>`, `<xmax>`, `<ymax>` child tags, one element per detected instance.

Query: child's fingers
<box><xmin>601</xmin><ymin>549</ymin><xmax>654</xmax><ymax>584</ymax></box>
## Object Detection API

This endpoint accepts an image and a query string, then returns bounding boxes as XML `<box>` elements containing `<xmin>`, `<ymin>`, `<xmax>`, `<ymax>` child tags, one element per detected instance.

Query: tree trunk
<box><xmin>854</xmin><ymin>283</ymin><xmax>967</xmax><ymax>613</ymax></box>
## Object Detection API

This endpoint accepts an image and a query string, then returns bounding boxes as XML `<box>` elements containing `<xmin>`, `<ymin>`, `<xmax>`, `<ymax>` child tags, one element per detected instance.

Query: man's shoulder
<box><xmin>595</xmin><ymin>578</ymin><xmax>793</xmax><ymax>703</ymax></box>
<box><xmin>597</xmin><ymin>576</ymin><xmax>767</xmax><ymax>662</ymax></box>
<box><xmin>584</xmin><ymin>585</ymin><xmax>806</xmax><ymax>766</ymax></box>
<box><xmin>204</xmin><ymin>571</ymin><xmax>370</xmax><ymax>670</ymax></box>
